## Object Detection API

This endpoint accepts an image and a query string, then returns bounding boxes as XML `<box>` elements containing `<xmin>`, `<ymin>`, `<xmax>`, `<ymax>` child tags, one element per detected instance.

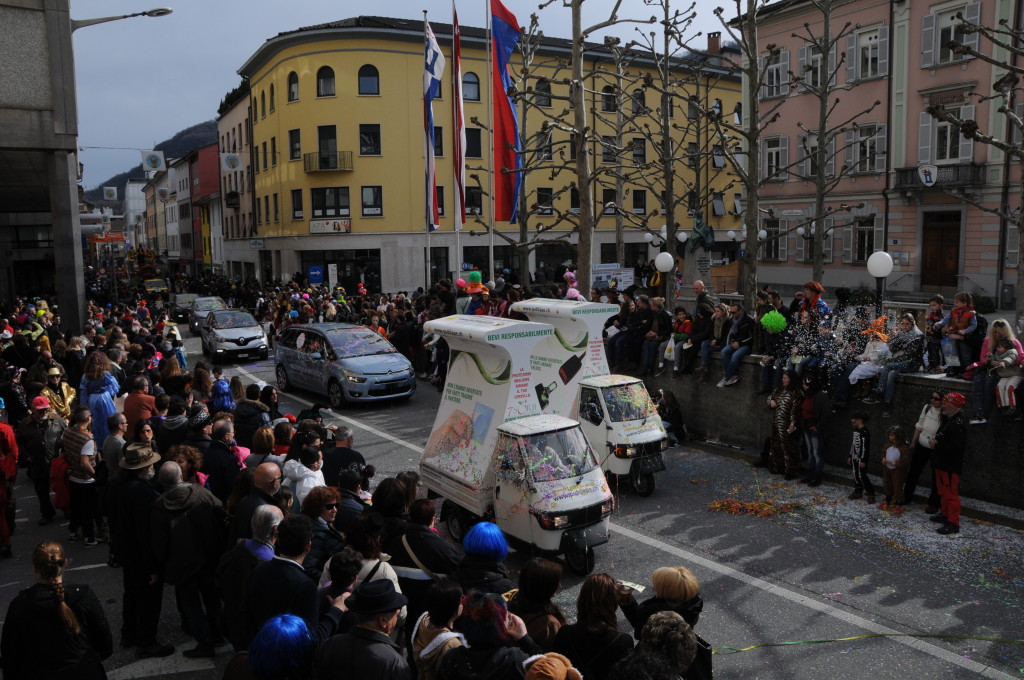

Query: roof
<box><xmin>239</xmin><ymin>15</ymin><xmax>738</xmax><ymax>81</ymax></box>
<box><xmin>499</xmin><ymin>414</ymin><xmax>580</xmax><ymax>436</ymax></box>
<box><xmin>580</xmin><ymin>375</ymin><xmax>642</xmax><ymax>388</ymax></box>
<box><xmin>287</xmin><ymin>323</ymin><xmax>362</xmax><ymax>332</ymax></box>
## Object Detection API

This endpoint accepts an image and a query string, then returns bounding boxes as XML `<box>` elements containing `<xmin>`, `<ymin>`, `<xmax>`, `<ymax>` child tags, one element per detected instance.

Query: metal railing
<box><xmin>303</xmin><ymin>151</ymin><xmax>354</xmax><ymax>172</ymax></box>
<box><xmin>893</xmin><ymin>163</ymin><xmax>985</xmax><ymax>190</ymax></box>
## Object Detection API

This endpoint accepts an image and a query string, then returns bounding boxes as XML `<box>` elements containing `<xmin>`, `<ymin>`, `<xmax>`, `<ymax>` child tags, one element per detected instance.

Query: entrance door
<box><xmin>920</xmin><ymin>211</ymin><xmax>960</xmax><ymax>291</ymax></box>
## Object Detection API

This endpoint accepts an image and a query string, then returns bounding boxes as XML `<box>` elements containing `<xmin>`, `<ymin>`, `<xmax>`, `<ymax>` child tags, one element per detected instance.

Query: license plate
<box><xmin>638</xmin><ymin>454</ymin><xmax>666</xmax><ymax>474</ymax></box>
<box><xmin>237</xmin><ymin>353</ymin><xmax>250</xmax><ymax>358</ymax></box>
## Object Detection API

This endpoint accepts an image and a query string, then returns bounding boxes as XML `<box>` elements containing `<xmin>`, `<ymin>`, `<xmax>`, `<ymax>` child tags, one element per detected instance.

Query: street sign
<box><xmin>307</xmin><ymin>265</ymin><xmax>324</xmax><ymax>284</ymax></box>
<box><xmin>918</xmin><ymin>164</ymin><xmax>938</xmax><ymax>187</ymax></box>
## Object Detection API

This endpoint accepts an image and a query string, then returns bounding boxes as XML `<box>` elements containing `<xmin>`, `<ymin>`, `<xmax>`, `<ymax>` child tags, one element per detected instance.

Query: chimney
<box><xmin>708</xmin><ymin>31</ymin><xmax>721</xmax><ymax>54</ymax></box>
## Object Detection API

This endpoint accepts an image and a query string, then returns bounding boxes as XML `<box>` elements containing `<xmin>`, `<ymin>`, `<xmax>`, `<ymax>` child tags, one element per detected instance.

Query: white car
<box><xmin>200</xmin><ymin>309</ymin><xmax>269</xmax><ymax>363</ymax></box>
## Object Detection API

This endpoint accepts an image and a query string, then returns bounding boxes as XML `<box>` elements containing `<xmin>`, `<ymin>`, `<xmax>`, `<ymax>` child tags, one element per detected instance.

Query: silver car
<box><xmin>189</xmin><ymin>296</ymin><xmax>227</xmax><ymax>334</ymax></box>
<box><xmin>275</xmin><ymin>323</ymin><xmax>416</xmax><ymax>408</ymax></box>
<box><xmin>200</xmin><ymin>309</ymin><xmax>269</xmax><ymax>363</ymax></box>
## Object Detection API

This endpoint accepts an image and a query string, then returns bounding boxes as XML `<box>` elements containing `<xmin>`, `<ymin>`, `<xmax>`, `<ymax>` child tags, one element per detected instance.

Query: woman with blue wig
<box><xmin>454</xmin><ymin>522</ymin><xmax>514</xmax><ymax>595</ymax></box>
<box><xmin>222</xmin><ymin>614</ymin><xmax>314</xmax><ymax>680</ymax></box>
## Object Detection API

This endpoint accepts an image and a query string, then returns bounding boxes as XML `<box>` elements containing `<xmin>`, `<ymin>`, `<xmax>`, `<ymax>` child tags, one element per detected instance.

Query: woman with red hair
<box><xmin>799</xmin><ymin>281</ymin><xmax>832</xmax><ymax>321</ymax></box>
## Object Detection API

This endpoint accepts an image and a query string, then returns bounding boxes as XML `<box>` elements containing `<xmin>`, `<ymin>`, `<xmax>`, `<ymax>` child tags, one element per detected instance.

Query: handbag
<box><xmin>686</xmin><ymin>633</ymin><xmax>714</xmax><ymax>679</ymax></box>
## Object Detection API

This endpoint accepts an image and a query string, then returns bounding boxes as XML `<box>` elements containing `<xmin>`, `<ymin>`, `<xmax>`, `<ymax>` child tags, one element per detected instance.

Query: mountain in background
<box><xmin>82</xmin><ymin>120</ymin><xmax>219</xmax><ymax>203</ymax></box>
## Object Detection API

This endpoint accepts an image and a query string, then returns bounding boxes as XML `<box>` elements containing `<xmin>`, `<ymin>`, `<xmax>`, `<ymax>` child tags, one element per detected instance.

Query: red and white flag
<box><xmin>424</xmin><ymin>19</ymin><xmax>445</xmax><ymax>231</ymax></box>
<box><xmin>452</xmin><ymin>2</ymin><xmax>466</xmax><ymax>230</ymax></box>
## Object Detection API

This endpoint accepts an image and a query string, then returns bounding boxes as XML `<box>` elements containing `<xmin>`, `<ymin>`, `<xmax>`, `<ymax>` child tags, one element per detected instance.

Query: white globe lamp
<box><xmin>643</xmin><ymin>232</ymin><xmax>654</xmax><ymax>243</ymax></box>
<box><xmin>866</xmin><ymin>251</ymin><xmax>894</xmax><ymax>316</ymax></box>
<box><xmin>676</xmin><ymin>231</ymin><xmax>688</xmax><ymax>243</ymax></box>
<box><xmin>654</xmin><ymin>251</ymin><xmax>675</xmax><ymax>273</ymax></box>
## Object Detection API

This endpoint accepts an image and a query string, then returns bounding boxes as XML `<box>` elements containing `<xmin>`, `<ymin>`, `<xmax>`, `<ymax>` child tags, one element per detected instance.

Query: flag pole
<box><xmin>486</xmin><ymin>0</ymin><xmax>495</xmax><ymax>283</ymax></box>
<box><xmin>452</xmin><ymin>1</ymin><xmax>463</xmax><ymax>281</ymax></box>
<box><xmin>424</xmin><ymin>10</ymin><xmax>432</xmax><ymax>289</ymax></box>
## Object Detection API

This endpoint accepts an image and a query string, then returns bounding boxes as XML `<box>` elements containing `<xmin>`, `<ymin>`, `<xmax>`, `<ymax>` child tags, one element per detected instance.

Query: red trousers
<box><xmin>0</xmin><ymin>475</ymin><xmax>10</xmax><ymax>547</ymax></box>
<box><xmin>934</xmin><ymin>469</ymin><xmax>961</xmax><ymax>526</ymax></box>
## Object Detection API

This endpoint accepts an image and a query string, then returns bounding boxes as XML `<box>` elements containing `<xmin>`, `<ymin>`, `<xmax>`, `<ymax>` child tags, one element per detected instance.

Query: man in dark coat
<box><xmin>228</xmin><ymin>462</ymin><xmax>282</xmax><ymax>544</ymax></box>
<box><xmin>15</xmin><ymin>398</ymin><xmax>65</xmax><ymax>525</ymax></box>
<box><xmin>232</xmin><ymin>384</ymin><xmax>271</xmax><ymax>448</ymax></box>
<box><xmin>334</xmin><ymin>467</ymin><xmax>369</xmax><ymax>535</ymax></box>
<box><xmin>201</xmin><ymin>419</ymin><xmax>240</xmax><ymax>503</ymax></box>
<box><xmin>157</xmin><ymin>396</ymin><xmax>190</xmax><ymax>454</ymax></box>
<box><xmin>150</xmin><ymin>461</ymin><xmax>225</xmax><ymax>658</ymax></box>
<box><xmin>313</xmin><ymin>580</ymin><xmax>411</xmax><ymax>680</ymax></box>
<box><xmin>930</xmin><ymin>392</ymin><xmax>967</xmax><ymax>535</ymax></box>
<box><xmin>108</xmin><ymin>443</ymin><xmax>173</xmax><ymax>657</ymax></box>
<box><xmin>320</xmin><ymin>426</ymin><xmax>366</xmax><ymax>488</ymax></box>
<box><xmin>245</xmin><ymin>514</ymin><xmax>346</xmax><ymax>647</ymax></box>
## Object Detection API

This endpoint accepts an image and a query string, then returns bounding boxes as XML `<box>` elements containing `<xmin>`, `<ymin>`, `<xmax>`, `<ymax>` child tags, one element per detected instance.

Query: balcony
<box><xmin>893</xmin><ymin>163</ymin><xmax>985</xmax><ymax>190</ymax></box>
<box><xmin>304</xmin><ymin>151</ymin><xmax>354</xmax><ymax>173</ymax></box>
<box><xmin>225</xmin><ymin>191</ymin><xmax>240</xmax><ymax>209</ymax></box>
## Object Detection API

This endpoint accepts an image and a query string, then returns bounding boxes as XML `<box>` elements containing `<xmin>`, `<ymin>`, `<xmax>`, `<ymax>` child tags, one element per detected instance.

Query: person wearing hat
<box><xmin>929</xmin><ymin>392</ymin><xmax>967</xmax><ymax>535</ymax></box>
<box><xmin>15</xmin><ymin>395</ymin><xmax>66</xmax><ymax>526</ymax></box>
<box><xmin>39</xmin><ymin>366</ymin><xmax>76</xmax><ymax>421</ymax></box>
<box><xmin>184</xmin><ymin>406</ymin><xmax>214</xmax><ymax>459</ymax></box>
<box><xmin>25</xmin><ymin>349</ymin><xmax>64</xmax><ymax>389</ymax></box>
<box><xmin>106</xmin><ymin>442</ymin><xmax>174</xmax><ymax>658</ymax></box>
<box><xmin>314</xmin><ymin>578</ymin><xmax>410</xmax><ymax>680</ymax></box>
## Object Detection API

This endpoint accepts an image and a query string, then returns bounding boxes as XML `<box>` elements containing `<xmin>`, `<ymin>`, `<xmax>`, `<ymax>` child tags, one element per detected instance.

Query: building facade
<box><xmin>217</xmin><ymin>86</ymin><xmax>257</xmax><ymax>280</ymax></box>
<box><xmin>236</xmin><ymin>15</ymin><xmax>742</xmax><ymax>291</ymax></box>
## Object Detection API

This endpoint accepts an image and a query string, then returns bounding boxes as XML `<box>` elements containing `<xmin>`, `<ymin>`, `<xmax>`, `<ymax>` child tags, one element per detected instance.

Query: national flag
<box><xmin>140</xmin><ymin>150</ymin><xmax>166</xmax><ymax>172</ymax></box>
<box><xmin>452</xmin><ymin>2</ymin><xmax>466</xmax><ymax>230</ymax></box>
<box><xmin>490</xmin><ymin>0</ymin><xmax>522</xmax><ymax>223</ymax></box>
<box><xmin>424</xmin><ymin>19</ymin><xmax>446</xmax><ymax>232</ymax></box>
<box><xmin>102</xmin><ymin>186</ymin><xmax>117</xmax><ymax>201</ymax></box>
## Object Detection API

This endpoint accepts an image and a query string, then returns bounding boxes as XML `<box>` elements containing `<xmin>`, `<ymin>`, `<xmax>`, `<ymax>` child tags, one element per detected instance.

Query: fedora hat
<box><xmin>346</xmin><ymin>579</ymin><xmax>408</xmax><ymax>615</ymax></box>
<box><xmin>120</xmin><ymin>442</ymin><xmax>160</xmax><ymax>470</ymax></box>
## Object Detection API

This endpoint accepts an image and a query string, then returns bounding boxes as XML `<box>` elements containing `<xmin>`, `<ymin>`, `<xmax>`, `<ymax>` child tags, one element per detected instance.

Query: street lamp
<box><xmin>866</xmin><ymin>250</ymin><xmax>894</xmax><ymax>317</ymax></box>
<box><xmin>654</xmin><ymin>251</ymin><xmax>674</xmax><ymax>275</ymax></box>
<box><xmin>72</xmin><ymin>7</ymin><xmax>173</xmax><ymax>32</ymax></box>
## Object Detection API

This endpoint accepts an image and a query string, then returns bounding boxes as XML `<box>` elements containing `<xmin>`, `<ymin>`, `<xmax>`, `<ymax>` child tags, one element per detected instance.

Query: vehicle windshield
<box><xmin>325</xmin><ymin>328</ymin><xmax>396</xmax><ymax>358</ymax></box>
<box><xmin>175</xmin><ymin>295</ymin><xmax>197</xmax><ymax>306</ymax></box>
<box><xmin>144</xmin><ymin>280</ymin><xmax>165</xmax><ymax>291</ymax></box>
<box><xmin>602</xmin><ymin>382</ymin><xmax>657</xmax><ymax>422</ymax></box>
<box><xmin>194</xmin><ymin>298</ymin><xmax>226</xmax><ymax>312</ymax></box>
<box><xmin>520</xmin><ymin>427</ymin><xmax>598</xmax><ymax>483</ymax></box>
<box><xmin>212</xmin><ymin>312</ymin><xmax>258</xmax><ymax>329</ymax></box>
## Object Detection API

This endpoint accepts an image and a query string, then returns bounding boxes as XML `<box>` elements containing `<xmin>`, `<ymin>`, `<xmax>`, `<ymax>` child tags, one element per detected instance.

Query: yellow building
<box><xmin>232</xmin><ymin>15</ymin><xmax>741</xmax><ymax>290</ymax></box>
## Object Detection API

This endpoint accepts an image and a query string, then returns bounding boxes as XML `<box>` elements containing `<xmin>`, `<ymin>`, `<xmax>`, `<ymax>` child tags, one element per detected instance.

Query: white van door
<box><xmin>492</xmin><ymin>434</ymin><xmax>534</xmax><ymax>545</ymax></box>
<box><xmin>577</xmin><ymin>387</ymin><xmax>608</xmax><ymax>462</ymax></box>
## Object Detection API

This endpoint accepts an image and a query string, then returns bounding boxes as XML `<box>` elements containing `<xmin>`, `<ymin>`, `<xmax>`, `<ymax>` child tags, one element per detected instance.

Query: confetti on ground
<box><xmin>690</xmin><ymin>478</ymin><xmax>711</xmax><ymax>485</ymax></box>
<box><xmin>883</xmin><ymin>539</ymin><xmax>922</xmax><ymax>556</ymax></box>
<box><xmin>708</xmin><ymin>497</ymin><xmax>799</xmax><ymax>518</ymax></box>
<box><xmin>993</xmin><ymin>568</ymin><xmax>1012</xmax><ymax>579</ymax></box>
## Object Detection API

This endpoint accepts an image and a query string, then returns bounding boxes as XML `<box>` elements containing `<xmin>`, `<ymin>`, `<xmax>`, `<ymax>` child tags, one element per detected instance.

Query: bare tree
<box><xmin>927</xmin><ymin>11</ymin><xmax>1024</xmax><ymax>323</ymax></box>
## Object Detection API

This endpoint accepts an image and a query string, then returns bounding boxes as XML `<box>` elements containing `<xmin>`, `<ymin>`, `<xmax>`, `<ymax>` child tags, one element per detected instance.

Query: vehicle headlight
<box><xmin>612</xmin><ymin>444</ymin><xmax>636</xmax><ymax>458</ymax></box>
<box><xmin>600</xmin><ymin>498</ymin><xmax>614</xmax><ymax>516</ymax></box>
<box><xmin>346</xmin><ymin>375</ymin><xmax>367</xmax><ymax>384</ymax></box>
<box><xmin>660</xmin><ymin>438</ymin><xmax>669</xmax><ymax>451</ymax></box>
<box><xmin>536</xmin><ymin>513</ymin><xmax>570</xmax><ymax>530</ymax></box>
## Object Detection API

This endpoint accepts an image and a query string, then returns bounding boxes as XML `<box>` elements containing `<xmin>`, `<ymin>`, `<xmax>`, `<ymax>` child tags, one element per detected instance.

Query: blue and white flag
<box><xmin>424</xmin><ymin>19</ymin><xmax>445</xmax><ymax>231</ymax></box>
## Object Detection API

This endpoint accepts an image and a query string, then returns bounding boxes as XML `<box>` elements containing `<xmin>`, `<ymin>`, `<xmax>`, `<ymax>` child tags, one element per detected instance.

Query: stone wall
<box><xmin>642</xmin><ymin>356</ymin><xmax>1024</xmax><ymax>510</ymax></box>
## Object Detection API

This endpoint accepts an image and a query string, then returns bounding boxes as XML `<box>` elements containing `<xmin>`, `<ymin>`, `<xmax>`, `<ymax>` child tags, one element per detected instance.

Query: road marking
<box><xmin>65</xmin><ymin>562</ymin><xmax>110</xmax><ymax>572</ymax></box>
<box><xmin>227</xmin><ymin>363</ymin><xmax>1013</xmax><ymax>679</ymax></box>
<box><xmin>230</xmin><ymin>365</ymin><xmax>422</xmax><ymax>453</ymax></box>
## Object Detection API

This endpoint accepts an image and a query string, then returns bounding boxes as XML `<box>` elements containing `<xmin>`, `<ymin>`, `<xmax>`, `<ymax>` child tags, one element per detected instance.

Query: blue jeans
<box><xmin>971</xmin><ymin>370</ymin><xmax>999</xmax><ymax>415</ymax></box>
<box><xmin>700</xmin><ymin>340</ymin><xmax>718</xmax><ymax>367</ymax></box>
<box><xmin>641</xmin><ymin>339</ymin><xmax>661</xmax><ymax>372</ymax></box>
<box><xmin>804</xmin><ymin>429</ymin><xmax>824</xmax><ymax>474</ymax></box>
<box><xmin>609</xmin><ymin>331</ymin><xmax>633</xmax><ymax>366</ymax></box>
<box><xmin>720</xmin><ymin>344</ymin><xmax>750</xmax><ymax>380</ymax></box>
<box><xmin>873</xmin><ymin>361</ymin><xmax>921</xmax><ymax>404</ymax></box>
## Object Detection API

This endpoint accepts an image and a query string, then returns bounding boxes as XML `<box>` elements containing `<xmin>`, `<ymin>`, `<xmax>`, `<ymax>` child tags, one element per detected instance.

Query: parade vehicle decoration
<box><xmin>510</xmin><ymin>299</ymin><xmax>669</xmax><ymax>496</ymax></box>
<box><xmin>421</xmin><ymin>315</ymin><xmax>613</xmax><ymax>575</ymax></box>
<box><xmin>275</xmin><ymin>323</ymin><xmax>415</xmax><ymax>408</ymax></box>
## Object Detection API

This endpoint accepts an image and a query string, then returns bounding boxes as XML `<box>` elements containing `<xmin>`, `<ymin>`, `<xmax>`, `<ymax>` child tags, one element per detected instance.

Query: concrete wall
<box><xmin>643</xmin><ymin>357</ymin><xmax>1024</xmax><ymax>510</ymax></box>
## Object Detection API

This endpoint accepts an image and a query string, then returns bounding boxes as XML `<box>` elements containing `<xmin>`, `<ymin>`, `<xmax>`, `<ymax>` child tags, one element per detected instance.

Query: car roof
<box><xmin>193</xmin><ymin>296</ymin><xmax>225</xmax><ymax>302</ymax></box>
<box><xmin>284</xmin><ymin>323</ymin><xmax>363</xmax><ymax>332</ymax></box>
<box><xmin>210</xmin><ymin>309</ymin><xmax>254</xmax><ymax>318</ymax></box>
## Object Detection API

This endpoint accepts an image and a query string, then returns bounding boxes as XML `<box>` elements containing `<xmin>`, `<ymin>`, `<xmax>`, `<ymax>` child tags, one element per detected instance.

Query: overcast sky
<box><xmin>73</xmin><ymin>0</ymin><xmax>725</xmax><ymax>189</ymax></box>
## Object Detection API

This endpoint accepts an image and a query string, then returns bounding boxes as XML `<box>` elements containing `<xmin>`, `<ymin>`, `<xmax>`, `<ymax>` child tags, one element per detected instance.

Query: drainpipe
<box><xmin>995</xmin><ymin>3</ymin><xmax>1019</xmax><ymax>308</ymax></box>
<box><xmin>881</xmin><ymin>0</ymin><xmax>896</xmax><ymax>291</ymax></box>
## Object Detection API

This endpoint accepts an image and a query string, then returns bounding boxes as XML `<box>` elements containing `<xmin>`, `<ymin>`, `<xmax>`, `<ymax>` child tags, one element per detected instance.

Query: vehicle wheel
<box><xmin>328</xmin><ymin>380</ymin><xmax>345</xmax><ymax>409</ymax></box>
<box><xmin>564</xmin><ymin>547</ymin><xmax>596</xmax><ymax>576</ymax></box>
<box><xmin>630</xmin><ymin>467</ymin><xmax>656</xmax><ymax>497</ymax></box>
<box><xmin>443</xmin><ymin>501</ymin><xmax>471</xmax><ymax>543</ymax></box>
<box><xmin>276</xmin><ymin>365</ymin><xmax>291</xmax><ymax>392</ymax></box>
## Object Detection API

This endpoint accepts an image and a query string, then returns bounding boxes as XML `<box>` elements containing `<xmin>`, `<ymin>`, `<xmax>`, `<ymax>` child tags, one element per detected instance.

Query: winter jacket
<box><xmin>156</xmin><ymin>414</ymin><xmax>190</xmax><ymax>455</ymax></box>
<box><xmin>412</xmin><ymin>612</ymin><xmax>466</xmax><ymax>680</ymax></box>
<box><xmin>0</xmin><ymin>380</ymin><xmax>29</xmax><ymax>425</ymax></box>
<box><xmin>439</xmin><ymin>642</ymin><xmax>540</xmax><ymax>680</ymax></box>
<box><xmin>0</xmin><ymin>583</ymin><xmax>112</xmax><ymax>680</ymax></box>
<box><xmin>551</xmin><ymin>625</ymin><xmax>634</xmax><ymax>680</ymax></box>
<box><xmin>201</xmin><ymin>438</ymin><xmax>241</xmax><ymax>503</ymax></box>
<box><xmin>16</xmin><ymin>412</ymin><xmax>65</xmax><ymax>478</ymax></box>
<box><xmin>724</xmin><ymin>313</ymin><xmax>755</xmax><ymax>348</ymax></box>
<box><xmin>455</xmin><ymin>554</ymin><xmax>515</xmax><ymax>595</ymax></box>
<box><xmin>305</xmin><ymin>517</ymin><xmax>346</xmax><ymax>583</ymax></box>
<box><xmin>620</xmin><ymin>593</ymin><xmax>703</xmax><ymax>640</ymax></box>
<box><xmin>107</xmin><ymin>473</ymin><xmax>160</xmax><ymax>572</ymax></box>
<box><xmin>932</xmin><ymin>411</ymin><xmax>967</xmax><ymax>475</ymax></box>
<box><xmin>888</xmin><ymin>327</ymin><xmax>926</xmax><ymax>365</ymax></box>
<box><xmin>150</xmin><ymin>482</ymin><xmax>225</xmax><ymax>583</ymax></box>
<box><xmin>315</xmin><ymin>625</ymin><xmax>412</xmax><ymax>680</ymax></box>
<box><xmin>335</xmin><ymin>487</ymin><xmax>370</xmax><ymax>534</ymax></box>
<box><xmin>232</xmin><ymin>399</ymin><xmax>271</xmax><ymax>448</ymax></box>
<box><xmin>283</xmin><ymin>458</ymin><xmax>324</xmax><ymax>508</ymax></box>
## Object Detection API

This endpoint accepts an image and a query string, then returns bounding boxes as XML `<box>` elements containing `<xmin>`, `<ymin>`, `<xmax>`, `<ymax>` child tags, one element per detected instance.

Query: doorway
<box><xmin>920</xmin><ymin>210</ymin><xmax>960</xmax><ymax>291</ymax></box>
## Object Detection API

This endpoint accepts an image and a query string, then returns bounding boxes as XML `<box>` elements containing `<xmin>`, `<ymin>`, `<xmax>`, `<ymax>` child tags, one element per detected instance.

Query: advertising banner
<box><xmin>310</xmin><ymin>219</ymin><xmax>351</xmax><ymax>234</ymax></box>
<box><xmin>591</xmin><ymin>265</ymin><xmax>634</xmax><ymax>291</ymax></box>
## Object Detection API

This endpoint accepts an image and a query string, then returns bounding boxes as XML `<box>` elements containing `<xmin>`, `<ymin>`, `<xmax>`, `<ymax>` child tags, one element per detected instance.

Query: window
<box><xmin>466</xmin><ymin>187</ymin><xmax>483</xmax><ymax>215</ymax></box>
<box><xmin>687</xmin><ymin>142</ymin><xmax>699</xmax><ymax>169</ymax></box>
<box><xmin>760</xmin><ymin>219</ymin><xmax>785</xmax><ymax>261</ymax></box>
<box><xmin>763</xmin><ymin>136</ymin><xmax>788</xmax><ymax>180</ymax></box>
<box><xmin>922</xmin><ymin>4</ymin><xmax>979</xmax><ymax>68</ymax></box>
<box><xmin>601</xmin><ymin>136</ymin><xmax>616</xmax><ymax>163</ymax></box>
<box><xmin>538</xmin><ymin>130</ymin><xmax>553</xmax><ymax>161</ymax></box>
<box><xmin>358</xmin><ymin>65</ymin><xmax>380</xmax><ymax>95</ymax></box>
<box><xmin>761</xmin><ymin>51</ymin><xmax>789</xmax><ymax>99</ymax></box>
<box><xmin>359</xmin><ymin>124</ymin><xmax>381</xmax><ymax>155</ymax></box>
<box><xmin>854</xmin><ymin>125</ymin><xmax>882</xmax><ymax>172</ymax></box>
<box><xmin>632</xmin><ymin>189</ymin><xmax>647</xmax><ymax>215</ymax></box>
<box><xmin>289</xmin><ymin>129</ymin><xmax>301</xmax><ymax>161</ymax></box>
<box><xmin>712</xmin><ymin>192</ymin><xmax>726</xmax><ymax>216</ymax></box>
<box><xmin>273</xmin><ymin>193</ymin><xmax>279</xmax><ymax>222</ymax></box>
<box><xmin>570</xmin><ymin>133</ymin><xmax>577</xmax><ymax>161</ymax></box>
<box><xmin>536</xmin><ymin>79</ymin><xmax>551</xmax><ymax>107</ymax></box>
<box><xmin>936</xmin><ymin>110</ymin><xmax>960</xmax><ymax>162</ymax></box>
<box><xmin>601</xmin><ymin>86</ymin><xmax>615</xmax><ymax>112</ymax></box>
<box><xmin>260</xmin><ymin>91</ymin><xmax>266</xmax><ymax>118</ymax></box>
<box><xmin>938</xmin><ymin>8</ymin><xmax>967</xmax><ymax>64</ymax></box>
<box><xmin>270</xmin><ymin>137</ymin><xmax>277</xmax><ymax>166</ymax></box>
<box><xmin>264</xmin><ymin>196</ymin><xmax>269</xmax><ymax>224</ymax></box>
<box><xmin>712</xmin><ymin>144</ymin><xmax>726</xmax><ymax>169</ymax></box>
<box><xmin>288</xmin><ymin>72</ymin><xmax>299</xmax><ymax>101</ymax></box>
<box><xmin>801</xmin><ymin>133</ymin><xmax>820</xmax><ymax>177</ymax></box>
<box><xmin>269</xmin><ymin>84</ymin><xmax>275</xmax><ymax>112</ymax></box>
<box><xmin>632</xmin><ymin>89</ymin><xmax>646</xmax><ymax>115</ymax></box>
<box><xmin>311</xmin><ymin>187</ymin><xmax>350</xmax><ymax>218</ymax></box>
<box><xmin>804</xmin><ymin>46</ymin><xmax>824</xmax><ymax>89</ymax></box>
<box><xmin>734</xmin><ymin>193</ymin><xmax>744</xmax><ymax>215</ymax></box>
<box><xmin>252</xmin><ymin>146</ymin><xmax>259</xmax><ymax>173</ymax></box>
<box><xmin>632</xmin><ymin>138</ymin><xmax>646</xmax><ymax>164</ymax></box>
<box><xmin>570</xmin><ymin>187</ymin><xmax>580</xmax><ymax>213</ymax></box>
<box><xmin>688</xmin><ymin>98</ymin><xmax>700</xmax><ymax>120</ymax></box>
<box><xmin>262</xmin><ymin>142</ymin><xmax>268</xmax><ymax>170</ymax></box>
<box><xmin>852</xmin><ymin>216</ymin><xmax>875</xmax><ymax>263</ymax></box>
<box><xmin>466</xmin><ymin>128</ymin><xmax>482</xmax><ymax>158</ymax></box>
<box><xmin>463</xmin><ymin>72</ymin><xmax>480</xmax><ymax>101</ymax></box>
<box><xmin>434</xmin><ymin>126</ymin><xmax>444</xmax><ymax>157</ymax></box>
<box><xmin>436</xmin><ymin>186</ymin><xmax>445</xmax><ymax>216</ymax></box>
<box><xmin>361</xmin><ymin>186</ymin><xmax>383</xmax><ymax>216</ymax></box>
<box><xmin>661</xmin><ymin>92</ymin><xmax>674</xmax><ymax>119</ymax></box>
<box><xmin>317</xmin><ymin>66</ymin><xmax>335</xmax><ymax>97</ymax></box>
<box><xmin>537</xmin><ymin>187</ymin><xmax>553</xmax><ymax>215</ymax></box>
<box><xmin>854</xmin><ymin>28</ymin><xmax>885</xmax><ymax>80</ymax></box>
<box><xmin>602</xmin><ymin>188</ymin><xmax>616</xmax><ymax>215</ymax></box>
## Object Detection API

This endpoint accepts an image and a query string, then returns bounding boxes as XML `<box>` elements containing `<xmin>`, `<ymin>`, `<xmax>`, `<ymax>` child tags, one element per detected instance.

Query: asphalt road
<box><xmin>2</xmin><ymin>332</ymin><xmax>1022</xmax><ymax>679</ymax></box>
